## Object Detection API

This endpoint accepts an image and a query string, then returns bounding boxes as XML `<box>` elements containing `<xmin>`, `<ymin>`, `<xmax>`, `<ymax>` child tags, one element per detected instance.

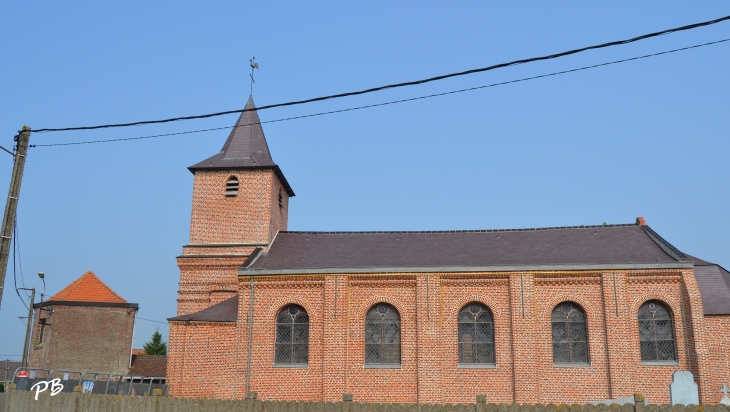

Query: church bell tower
<box><xmin>175</xmin><ymin>96</ymin><xmax>294</xmax><ymax>315</ymax></box>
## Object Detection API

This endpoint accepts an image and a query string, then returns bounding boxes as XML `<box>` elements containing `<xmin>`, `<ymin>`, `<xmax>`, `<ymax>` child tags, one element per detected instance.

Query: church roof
<box><xmin>188</xmin><ymin>96</ymin><xmax>294</xmax><ymax>196</ymax></box>
<box><xmin>686</xmin><ymin>254</ymin><xmax>730</xmax><ymax>315</ymax></box>
<box><xmin>48</xmin><ymin>271</ymin><xmax>127</xmax><ymax>303</ymax></box>
<box><xmin>244</xmin><ymin>222</ymin><xmax>689</xmax><ymax>275</ymax></box>
<box><xmin>167</xmin><ymin>295</ymin><xmax>238</xmax><ymax>323</ymax></box>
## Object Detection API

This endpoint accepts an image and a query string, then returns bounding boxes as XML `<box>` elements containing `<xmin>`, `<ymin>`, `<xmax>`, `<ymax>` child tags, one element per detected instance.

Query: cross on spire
<box><xmin>249</xmin><ymin>57</ymin><xmax>259</xmax><ymax>96</ymax></box>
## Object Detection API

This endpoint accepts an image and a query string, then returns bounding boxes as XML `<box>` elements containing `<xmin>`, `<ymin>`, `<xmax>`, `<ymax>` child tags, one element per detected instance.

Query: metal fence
<box><xmin>9</xmin><ymin>367</ymin><xmax>167</xmax><ymax>397</ymax></box>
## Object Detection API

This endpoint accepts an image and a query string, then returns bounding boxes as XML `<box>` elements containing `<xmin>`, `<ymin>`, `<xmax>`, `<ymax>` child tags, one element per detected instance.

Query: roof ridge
<box><xmin>88</xmin><ymin>272</ymin><xmax>127</xmax><ymax>303</ymax></box>
<box><xmin>281</xmin><ymin>223</ymin><xmax>638</xmax><ymax>235</ymax></box>
<box><xmin>53</xmin><ymin>273</ymin><xmax>87</xmax><ymax>301</ymax></box>
<box><xmin>641</xmin><ymin>225</ymin><xmax>687</xmax><ymax>261</ymax></box>
<box><xmin>49</xmin><ymin>271</ymin><xmax>126</xmax><ymax>303</ymax></box>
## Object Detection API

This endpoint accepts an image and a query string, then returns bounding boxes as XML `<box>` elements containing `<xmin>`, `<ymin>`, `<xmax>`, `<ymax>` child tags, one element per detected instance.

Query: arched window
<box><xmin>225</xmin><ymin>176</ymin><xmax>239</xmax><ymax>196</ymax></box>
<box><xmin>365</xmin><ymin>303</ymin><xmax>400</xmax><ymax>365</ymax></box>
<box><xmin>638</xmin><ymin>300</ymin><xmax>676</xmax><ymax>362</ymax></box>
<box><xmin>551</xmin><ymin>302</ymin><xmax>589</xmax><ymax>364</ymax></box>
<box><xmin>274</xmin><ymin>305</ymin><xmax>309</xmax><ymax>365</ymax></box>
<box><xmin>458</xmin><ymin>302</ymin><xmax>495</xmax><ymax>365</ymax></box>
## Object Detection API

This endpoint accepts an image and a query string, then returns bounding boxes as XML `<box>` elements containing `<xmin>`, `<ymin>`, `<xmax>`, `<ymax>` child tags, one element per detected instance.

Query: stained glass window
<box><xmin>551</xmin><ymin>302</ymin><xmax>589</xmax><ymax>364</ymax></box>
<box><xmin>274</xmin><ymin>305</ymin><xmax>309</xmax><ymax>365</ymax></box>
<box><xmin>365</xmin><ymin>304</ymin><xmax>401</xmax><ymax>365</ymax></box>
<box><xmin>458</xmin><ymin>303</ymin><xmax>495</xmax><ymax>364</ymax></box>
<box><xmin>638</xmin><ymin>301</ymin><xmax>676</xmax><ymax>362</ymax></box>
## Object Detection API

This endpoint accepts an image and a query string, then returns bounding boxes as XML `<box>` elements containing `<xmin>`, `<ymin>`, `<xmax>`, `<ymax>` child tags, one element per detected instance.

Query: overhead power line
<box><xmin>137</xmin><ymin>317</ymin><xmax>168</xmax><ymax>325</ymax></box>
<box><xmin>29</xmin><ymin>14</ymin><xmax>730</xmax><ymax>134</ymax></box>
<box><xmin>32</xmin><ymin>38</ymin><xmax>730</xmax><ymax>148</ymax></box>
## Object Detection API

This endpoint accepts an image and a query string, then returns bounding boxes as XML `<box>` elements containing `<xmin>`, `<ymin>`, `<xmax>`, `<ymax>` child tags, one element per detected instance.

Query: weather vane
<box><xmin>249</xmin><ymin>57</ymin><xmax>259</xmax><ymax>96</ymax></box>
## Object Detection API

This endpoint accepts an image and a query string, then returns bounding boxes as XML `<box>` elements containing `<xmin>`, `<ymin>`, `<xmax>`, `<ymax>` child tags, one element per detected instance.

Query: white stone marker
<box><xmin>670</xmin><ymin>370</ymin><xmax>699</xmax><ymax>406</ymax></box>
<box><xmin>718</xmin><ymin>384</ymin><xmax>730</xmax><ymax>405</ymax></box>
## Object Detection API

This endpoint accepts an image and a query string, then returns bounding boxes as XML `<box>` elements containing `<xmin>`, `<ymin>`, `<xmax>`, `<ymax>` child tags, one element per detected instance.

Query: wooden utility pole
<box><xmin>0</xmin><ymin>126</ymin><xmax>31</xmax><ymax>308</ymax></box>
<box><xmin>19</xmin><ymin>287</ymin><xmax>35</xmax><ymax>367</ymax></box>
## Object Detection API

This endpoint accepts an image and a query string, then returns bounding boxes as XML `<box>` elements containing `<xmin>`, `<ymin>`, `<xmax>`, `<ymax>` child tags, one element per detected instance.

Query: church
<box><xmin>166</xmin><ymin>96</ymin><xmax>730</xmax><ymax>405</ymax></box>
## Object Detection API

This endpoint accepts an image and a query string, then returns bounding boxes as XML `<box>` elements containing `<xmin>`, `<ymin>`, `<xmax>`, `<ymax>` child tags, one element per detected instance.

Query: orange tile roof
<box><xmin>49</xmin><ymin>271</ymin><xmax>127</xmax><ymax>303</ymax></box>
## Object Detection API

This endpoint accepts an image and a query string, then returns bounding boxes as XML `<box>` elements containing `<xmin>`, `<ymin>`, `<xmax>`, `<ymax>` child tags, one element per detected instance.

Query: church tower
<box><xmin>175</xmin><ymin>97</ymin><xmax>294</xmax><ymax>315</ymax></box>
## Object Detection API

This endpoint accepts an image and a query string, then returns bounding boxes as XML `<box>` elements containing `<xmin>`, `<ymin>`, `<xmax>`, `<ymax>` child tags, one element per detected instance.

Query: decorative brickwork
<box><xmin>189</xmin><ymin>169</ymin><xmax>287</xmax><ymax>246</ymax></box>
<box><xmin>170</xmin><ymin>268</ymin><xmax>730</xmax><ymax>404</ymax></box>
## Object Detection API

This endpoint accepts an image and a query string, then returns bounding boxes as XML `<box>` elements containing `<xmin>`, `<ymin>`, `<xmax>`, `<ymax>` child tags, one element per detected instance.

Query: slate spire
<box><xmin>189</xmin><ymin>96</ymin><xmax>294</xmax><ymax>195</ymax></box>
<box><xmin>190</xmin><ymin>96</ymin><xmax>275</xmax><ymax>169</ymax></box>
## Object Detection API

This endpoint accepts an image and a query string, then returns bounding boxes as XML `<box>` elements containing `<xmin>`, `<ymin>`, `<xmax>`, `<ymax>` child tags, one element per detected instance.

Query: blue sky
<box><xmin>1</xmin><ymin>2</ymin><xmax>728</xmax><ymax>361</ymax></box>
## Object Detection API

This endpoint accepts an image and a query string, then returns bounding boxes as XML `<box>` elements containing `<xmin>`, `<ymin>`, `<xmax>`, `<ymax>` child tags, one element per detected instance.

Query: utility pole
<box><xmin>0</xmin><ymin>126</ymin><xmax>31</xmax><ymax>308</ymax></box>
<box><xmin>19</xmin><ymin>287</ymin><xmax>35</xmax><ymax>367</ymax></box>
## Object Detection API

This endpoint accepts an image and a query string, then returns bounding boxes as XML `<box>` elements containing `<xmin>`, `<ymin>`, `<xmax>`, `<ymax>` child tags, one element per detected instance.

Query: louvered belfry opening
<box><xmin>365</xmin><ymin>303</ymin><xmax>401</xmax><ymax>365</ymax></box>
<box><xmin>551</xmin><ymin>301</ymin><xmax>589</xmax><ymax>364</ymax></box>
<box><xmin>458</xmin><ymin>303</ymin><xmax>495</xmax><ymax>364</ymax></box>
<box><xmin>274</xmin><ymin>305</ymin><xmax>309</xmax><ymax>365</ymax></box>
<box><xmin>638</xmin><ymin>300</ymin><xmax>676</xmax><ymax>361</ymax></box>
<box><xmin>225</xmin><ymin>176</ymin><xmax>239</xmax><ymax>196</ymax></box>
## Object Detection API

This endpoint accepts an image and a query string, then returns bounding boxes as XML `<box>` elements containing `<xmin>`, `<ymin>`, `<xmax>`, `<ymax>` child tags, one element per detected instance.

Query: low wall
<box><xmin>4</xmin><ymin>391</ymin><xmax>730</xmax><ymax>412</ymax></box>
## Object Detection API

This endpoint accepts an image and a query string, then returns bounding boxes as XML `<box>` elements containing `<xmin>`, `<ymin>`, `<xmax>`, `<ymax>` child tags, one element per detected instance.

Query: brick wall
<box><xmin>177</xmin><ymin>168</ymin><xmax>289</xmax><ymax>316</ymax></box>
<box><xmin>27</xmin><ymin>304</ymin><xmax>136</xmax><ymax>375</ymax></box>
<box><xmin>176</xmin><ymin>256</ymin><xmax>248</xmax><ymax>316</ymax></box>
<box><xmin>168</xmin><ymin>268</ymin><xmax>727</xmax><ymax>404</ymax></box>
<box><xmin>189</xmin><ymin>169</ymin><xmax>288</xmax><ymax>246</ymax></box>
<box><xmin>167</xmin><ymin>321</ymin><xmax>237</xmax><ymax>399</ymax></box>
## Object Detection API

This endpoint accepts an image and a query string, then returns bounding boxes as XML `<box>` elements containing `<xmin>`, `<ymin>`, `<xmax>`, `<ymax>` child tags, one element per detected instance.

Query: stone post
<box><xmin>476</xmin><ymin>394</ymin><xmax>487</xmax><ymax>412</ymax></box>
<box><xmin>634</xmin><ymin>393</ymin><xmax>645</xmax><ymax>412</ymax></box>
<box><xmin>244</xmin><ymin>391</ymin><xmax>259</xmax><ymax>412</ymax></box>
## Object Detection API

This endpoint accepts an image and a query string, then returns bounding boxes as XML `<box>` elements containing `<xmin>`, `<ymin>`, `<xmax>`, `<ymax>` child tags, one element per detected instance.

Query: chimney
<box><xmin>636</xmin><ymin>217</ymin><xmax>647</xmax><ymax>226</ymax></box>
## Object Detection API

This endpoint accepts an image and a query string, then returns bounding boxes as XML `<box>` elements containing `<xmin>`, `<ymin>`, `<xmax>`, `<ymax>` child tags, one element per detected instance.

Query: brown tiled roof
<box><xmin>188</xmin><ymin>96</ymin><xmax>294</xmax><ymax>196</ymax></box>
<box><xmin>49</xmin><ymin>271</ymin><xmax>126</xmax><ymax>303</ymax></box>
<box><xmin>128</xmin><ymin>355</ymin><xmax>167</xmax><ymax>378</ymax></box>
<box><xmin>686</xmin><ymin>254</ymin><xmax>730</xmax><ymax>315</ymax></box>
<box><xmin>168</xmin><ymin>296</ymin><xmax>238</xmax><ymax>323</ymax></box>
<box><xmin>247</xmin><ymin>224</ymin><xmax>683</xmax><ymax>273</ymax></box>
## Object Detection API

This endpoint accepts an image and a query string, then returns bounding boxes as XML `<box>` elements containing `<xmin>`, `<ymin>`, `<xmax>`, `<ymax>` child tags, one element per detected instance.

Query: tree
<box><xmin>142</xmin><ymin>329</ymin><xmax>167</xmax><ymax>355</ymax></box>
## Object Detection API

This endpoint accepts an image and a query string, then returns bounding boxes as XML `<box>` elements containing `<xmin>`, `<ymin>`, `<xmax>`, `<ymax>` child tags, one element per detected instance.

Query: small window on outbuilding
<box><xmin>225</xmin><ymin>177</ymin><xmax>239</xmax><ymax>196</ymax></box>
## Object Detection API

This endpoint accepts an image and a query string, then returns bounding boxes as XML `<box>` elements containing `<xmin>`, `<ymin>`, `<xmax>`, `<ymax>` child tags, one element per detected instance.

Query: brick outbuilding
<box><xmin>167</xmin><ymin>96</ymin><xmax>730</xmax><ymax>404</ymax></box>
<box><xmin>28</xmin><ymin>271</ymin><xmax>138</xmax><ymax>374</ymax></box>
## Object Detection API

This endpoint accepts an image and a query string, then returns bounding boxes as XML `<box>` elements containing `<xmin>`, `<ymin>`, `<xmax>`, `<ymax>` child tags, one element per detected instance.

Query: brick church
<box><xmin>167</xmin><ymin>97</ymin><xmax>730</xmax><ymax>405</ymax></box>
